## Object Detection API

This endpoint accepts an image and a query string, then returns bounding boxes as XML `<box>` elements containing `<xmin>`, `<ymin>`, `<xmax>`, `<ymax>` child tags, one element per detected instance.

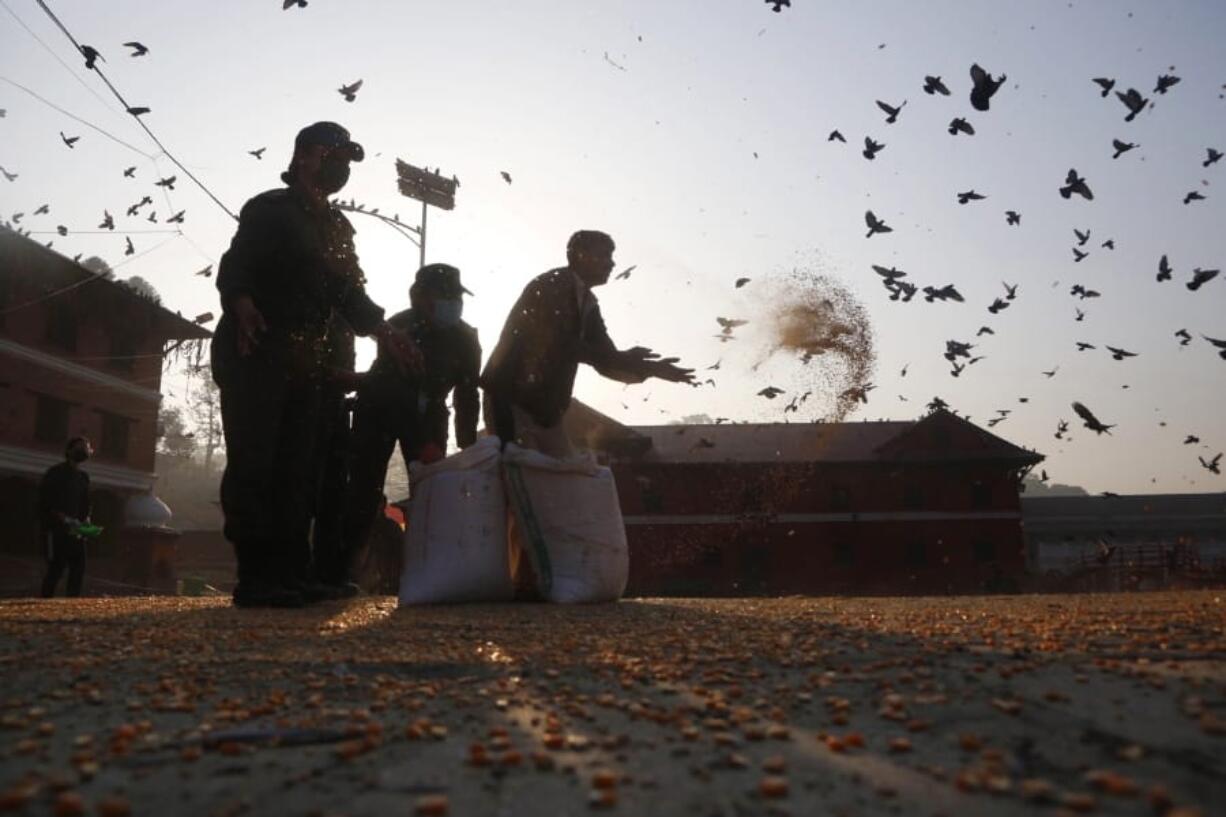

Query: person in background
<box><xmin>39</xmin><ymin>436</ymin><xmax>93</xmax><ymax>598</ymax></box>
<box><xmin>342</xmin><ymin>263</ymin><xmax>481</xmax><ymax>583</ymax></box>
<box><xmin>481</xmin><ymin>230</ymin><xmax>694</xmax><ymax>457</ymax></box>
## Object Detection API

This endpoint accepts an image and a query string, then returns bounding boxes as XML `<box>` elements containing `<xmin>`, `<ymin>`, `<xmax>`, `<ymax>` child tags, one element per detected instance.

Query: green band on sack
<box><xmin>504</xmin><ymin>462</ymin><xmax>552</xmax><ymax>596</ymax></box>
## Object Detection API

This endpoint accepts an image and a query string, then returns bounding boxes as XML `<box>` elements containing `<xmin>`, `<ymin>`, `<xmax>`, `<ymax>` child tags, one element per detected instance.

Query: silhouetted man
<box><xmin>481</xmin><ymin>230</ymin><xmax>693</xmax><ymax>457</ymax></box>
<box><xmin>39</xmin><ymin>437</ymin><xmax>92</xmax><ymax>598</ymax></box>
<box><xmin>342</xmin><ymin>263</ymin><xmax>481</xmax><ymax>579</ymax></box>
<box><xmin>212</xmin><ymin>121</ymin><xmax>422</xmax><ymax>608</ymax></box>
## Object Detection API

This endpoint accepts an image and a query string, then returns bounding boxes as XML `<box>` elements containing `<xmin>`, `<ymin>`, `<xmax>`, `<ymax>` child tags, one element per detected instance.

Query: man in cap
<box><xmin>341</xmin><ymin>263</ymin><xmax>482</xmax><ymax>582</ymax></box>
<box><xmin>212</xmin><ymin>121</ymin><xmax>422</xmax><ymax>608</ymax></box>
<box><xmin>481</xmin><ymin>230</ymin><xmax>693</xmax><ymax>457</ymax></box>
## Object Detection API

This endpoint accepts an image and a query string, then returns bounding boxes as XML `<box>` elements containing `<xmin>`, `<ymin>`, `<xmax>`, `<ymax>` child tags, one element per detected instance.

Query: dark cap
<box><xmin>294</xmin><ymin>121</ymin><xmax>364</xmax><ymax>162</ymax></box>
<box><xmin>413</xmin><ymin>263</ymin><xmax>472</xmax><ymax>297</ymax></box>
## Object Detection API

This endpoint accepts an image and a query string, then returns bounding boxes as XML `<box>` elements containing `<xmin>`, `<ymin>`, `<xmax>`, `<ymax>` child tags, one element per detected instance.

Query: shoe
<box><xmin>291</xmin><ymin>580</ymin><xmax>358</xmax><ymax>603</ymax></box>
<box><xmin>232</xmin><ymin>582</ymin><xmax>305</xmax><ymax>609</ymax></box>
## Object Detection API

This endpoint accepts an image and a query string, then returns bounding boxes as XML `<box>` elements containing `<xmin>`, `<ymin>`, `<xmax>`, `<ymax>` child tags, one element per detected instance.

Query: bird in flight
<box><xmin>1042</xmin><ymin>366</ymin><xmax>1059</xmax><ymax>378</ymax></box>
<box><xmin>123</xmin><ymin>41</ymin><xmax>148</xmax><ymax>57</ymax></box>
<box><xmin>969</xmin><ymin>63</ymin><xmax>1006</xmax><ymax>111</ymax></box>
<box><xmin>1070</xmin><ymin>284</ymin><xmax>1099</xmax><ymax>298</ymax></box>
<box><xmin>876</xmin><ymin>99</ymin><xmax>906</xmax><ymax>124</ymax></box>
<box><xmin>862</xmin><ymin>137</ymin><xmax>885</xmax><ymax>160</ymax></box>
<box><xmin>1153</xmin><ymin>74</ymin><xmax>1181</xmax><ymax>94</ymax></box>
<box><xmin>98</xmin><ymin>210</ymin><xmax>114</xmax><ymax>230</ymax></box>
<box><xmin>283</xmin><ymin>0</ymin><xmax>308</xmax><ymax>8</ymax></box>
<box><xmin>79</xmin><ymin>45</ymin><xmax>104</xmax><ymax>70</ymax></box>
<box><xmin>764</xmin><ymin>0</ymin><xmax>790</xmax><ymax>11</ymax></box>
<box><xmin>1187</xmin><ymin>268</ymin><xmax>1219</xmax><ymax>291</ymax></box>
<box><xmin>337</xmin><ymin>79</ymin><xmax>363</xmax><ymax>102</ymax></box>
<box><xmin>1183</xmin><ymin>434</ymin><xmax>1200</xmax><ymax>445</ymax></box>
<box><xmin>1005</xmin><ymin>210</ymin><xmax>1020</xmax><ymax>226</ymax></box>
<box><xmin>735</xmin><ymin>277</ymin><xmax>751</xmax><ymax>288</ymax></box>
<box><xmin>124</xmin><ymin>237</ymin><xmax>135</xmax><ymax>256</ymax></box>
<box><xmin>864</xmin><ymin>210</ymin><xmax>892</xmax><ymax>238</ymax></box>
<box><xmin>195</xmin><ymin>265</ymin><xmax>213</xmax><ymax>277</ymax></box>
<box><xmin>1174</xmin><ymin>329</ymin><xmax>1192</xmax><ymax>346</ymax></box>
<box><xmin>1157</xmin><ymin>254</ymin><xmax>1172</xmax><ymax>282</ymax></box>
<box><xmin>123</xmin><ymin>166</ymin><xmax>136</xmax><ymax>177</ymax></box>
<box><xmin>1111</xmin><ymin>139</ymin><xmax>1137</xmax><ymax>159</ymax></box>
<box><xmin>155</xmin><ymin>176</ymin><xmax>177</xmax><ymax>189</ymax></box>
<box><xmin>1072</xmin><ymin>401</ymin><xmax>1114</xmax><ymax>435</ymax></box>
<box><xmin>1060</xmin><ymin>168</ymin><xmax>1093</xmax><ymax>200</ymax></box>
<box><xmin>1054</xmin><ymin>419</ymin><xmax>1069</xmax><ymax>440</ymax></box>
<box><xmin>923</xmin><ymin>284</ymin><xmax>964</xmax><ymax>303</ymax></box>
<box><xmin>1205</xmin><ymin>148</ymin><xmax>1223</xmax><ymax>168</ymax></box>
<box><xmin>167</xmin><ymin>210</ymin><xmax>186</xmax><ymax>224</ymax></box>
<box><xmin>1200</xmin><ymin>453</ymin><xmax>1223</xmax><ymax>475</ymax></box>
<box><xmin>956</xmin><ymin>190</ymin><xmax>986</xmax><ymax>204</ymax></box>
<box><xmin>948</xmin><ymin>117</ymin><xmax>975</xmax><ymax>136</ymax></box>
<box><xmin>716</xmin><ymin>318</ymin><xmax>748</xmax><ymax>336</ymax></box>
<box><xmin>0</xmin><ymin>165</ymin><xmax>16</xmax><ymax>182</ymax></box>
<box><xmin>1115</xmin><ymin>88</ymin><xmax>1148</xmax><ymax>122</ymax></box>
<box><xmin>1072</xmin><ymin>247</ymin><xmax>1088</xmax><ymax>263</ymax></box>
<box><xmin>248</xmin><ymin>147</ymin><xmax>266</xmax><ymax>160</ymax></box>
<box><xmin>1075</xmin><ymin>342</ymin><xmax>1096</xmax><ymax>352</ymax></box>
<box><xmin>1002</xmin><ymin>282</ymin><xmax>1018</xmax><ymax>300</ymax></box>
<box><xmin>60</xmin><ymin>132</ymin><xmax>79</xmax><ymax>149</ymax></box>
<box><xmin>127</xmin><ymin>106</ymin><xmax>150</xmax><ymax>117</ymax></box>
<box><xmin>1105</xmin><ymin>345</ymin><xmax>1137</xmax><ymax>361</ymax></box>
<box><xmin>614</xmin><ymin>265</ymin><xmax>636</xmax><ymax>281</ymax></box>
<box><xmin>1183</xmin><ymin>190</ymin><xmax>1206</xmax><ymax>205</ymax></box>
<box><xmin>923</xmin><ymin>75</ymin><xmax>950</xmax><ymax>96</ymax></box>
<box><xmin>1074</xmin><ymin>227</ymin><xmax>1090</xmax><ymax>246</ymax></box>
<box><xmin>758</xmin><ymin>386</ymin><xmax>785</xmax><ymax>399</ymax></box>
<box><xmin>828</xmin><ymin>129</ymin><xmax>846</xmax><ymax>143</ymax></box>
<box><xmin>500</xmin><ymin>171</ymin><xmax>513</xmax><ymax>184</ymax></box>
<box><xmin>1092</xmin><ymin>77</ymin><xmax>1115</xmax><ymax>97</ymax></box>
<box><xmin>1204</xmin><ymin>335</ymin><xmax>1226</xmax><ymax>360</ymax></box>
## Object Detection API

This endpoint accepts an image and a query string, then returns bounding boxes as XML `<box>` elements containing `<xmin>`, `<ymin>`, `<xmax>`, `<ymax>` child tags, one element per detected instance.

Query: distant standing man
<box><xmin>212</xmin><ymin>121</ymin><xmax>422</xmax><ymax>608</ymax></box>
<box><xmin>39</xmin><ymin>437</ymin><xmax>93</xmax><ymax>598</ymax></box>
<box><xmin>342</xmin><ymin>263</ymin><xmax>481</xmax><ymax>576</ymax></box>
<box><xmin>481</xmin><ymin>230</ymin><xmax>694</xmax><ymax>456</ymax></box>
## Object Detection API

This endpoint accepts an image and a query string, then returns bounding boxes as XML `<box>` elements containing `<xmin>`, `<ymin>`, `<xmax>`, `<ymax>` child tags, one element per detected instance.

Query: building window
<box><xmin>831</xmin><ymin>484</ymin><xmax>852</xmax><ymax>511</ymax></box>
<box><xmin>45</xmin><ymin>303</ymin><xmax>78</xmax><ymax>352</ymax></box>
<box><xmin>904</xmin><ymin>541</ymin><xmax>927</xmax><ymax>567</ymax></box>
<box><xmin>99</xmin><ymin>412</ymin><xmax>132</xmax><ymax>462</ymax></box>
<box><xmin>34</xmin><ymin>394</ymin><xmax>72</xmax><ymax>444</ymax></box>
<box><xmin>904</xmin><ymin>482</ymin><xmax>924</xmax><ymax>510</ymax></box>
<box><xmin>971</xmin><ymin>480</ymin><xmax>992</xmax><ymax>509</ymax></box>
<box><xmin>833</xmin><ymin>542</ymin><xmax>855</xmax><ymax>566</ymax></box>
<box><xmin>974</xmin><ymin>541</ymin><xmax>997</xmax><ymax>562</ymax></box>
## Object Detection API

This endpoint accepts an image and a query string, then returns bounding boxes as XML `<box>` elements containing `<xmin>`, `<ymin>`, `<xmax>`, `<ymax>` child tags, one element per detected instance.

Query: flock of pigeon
<box><xmin>3</xmin><ymin>2</ymin><xmax>1223</xmax><ymax>487</ymax></box>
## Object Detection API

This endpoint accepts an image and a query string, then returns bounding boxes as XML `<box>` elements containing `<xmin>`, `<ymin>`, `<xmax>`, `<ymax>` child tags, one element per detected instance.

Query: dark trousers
<box><xmin>312</xmin><ymin>393</ymin><xmax>351</xmax><ymax>585</ymax></box>
<box><xmin>41</xmin><ymin>532</ymin><xmax>85</xmax><ymax>597</ymax></box>
<box><xmin>342</xmin><ymin>393</ymin><xmax>432</xmax><ymax>569</ymax></box>
<box><xmin>216</xmin><ymin>350</ymin><xmax>322</xmax><ymax>588</ymax></box>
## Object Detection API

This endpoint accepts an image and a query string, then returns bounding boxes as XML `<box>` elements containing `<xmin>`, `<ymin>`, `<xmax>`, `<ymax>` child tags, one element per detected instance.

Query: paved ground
<box><xmin>0</xmin><ymin>592</ymin><xmax>1222</xmax><ymax>816</ymax></box>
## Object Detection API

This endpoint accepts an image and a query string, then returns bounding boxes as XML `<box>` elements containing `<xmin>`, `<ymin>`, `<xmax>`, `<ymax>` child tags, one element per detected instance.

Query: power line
<box><xmin>32</xmin><ymin>0</ymin><xmax>238</xmax><ymax>222</ymax></box>
<box><xmin>0</xmin><ymin>0</ymin><xmax>118</xmax><ymax>116</ymax></box>
<box><xmin>0</xmin><ymin>76</ymin><xmax>155</xmax><ymax>159</ymax></box>
<box><xmin>22</xmin><ymin>229</ymin><xmax>184</xmax><ymax>235</ymax></box>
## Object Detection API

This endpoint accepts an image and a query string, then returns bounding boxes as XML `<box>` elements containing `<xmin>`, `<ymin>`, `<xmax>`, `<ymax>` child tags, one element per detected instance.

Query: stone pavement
<box><xmin>0</xmin><ymin>592</ymin><xmax>1223</xmax><ymax>816</ymax></box>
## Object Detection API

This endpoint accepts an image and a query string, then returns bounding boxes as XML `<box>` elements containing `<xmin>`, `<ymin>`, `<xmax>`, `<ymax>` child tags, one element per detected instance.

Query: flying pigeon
<box><xmin>126</xmin><ymin>106</ymin><xmax>150</xmax><ymax>117</ymax></box>
<box><xmin>195</xmin><ymin>265</ymin><xmax>213</xmax><ymax>277</ymax></box>
<box><xmin>284</xmin><ymin>0</ymin><xmax>308</xmax><ymax>8</ymax></box>
<box><xmin>123</xmin><ymin>166</ymin><xmax>136</xmax><ymax>177</ymax></box>
<box><xmin>1183</xmin><ymin>190</ymin><xmax>1205</xmax><ymax>205</ymax></box>
<box><xmin>923</xmin><ymin>75</ymin><xmax>950</xmax><ymax>95</ymax></box>
<box><xmin>79</xmin><ymin>45</ymin><xmax>104</xmax><ymax>70</ymax></box>
<box><xmin>828</xmin><ymin>129</ymin><xmax>846</xmax><ymax>142</ymax></box>
<box><xmin>1070</xmin><ymin>284</ymin><xmax>1099</xmax><ymax>299</ymax></box>
<box><xmin>337</xmin><ymin>79</ymin><xmax>363</xmax><ymax>102</ymax></box>
<box><xmin>124</xmin><ymin>237</ymin><xmax>135</xmax><ymax>256</ymax></box>
<box><xmin>735</xmin><ymin>277</ymin><xmax>751</xmax><ymax>288</ymax></box>
<box><xmin>1200</xmin><ymin>453</ymin><xmax>1222</xmax><ymax>475</ymax></box>
<box><xmin>948</xmin><ymin>117</ymin><xmax>975</xmax><ymax>136</ymax></box>
<box><xmin>123</xmin><ymin>41</ymin><xmax>148</xmax><ymax>57</ymax></box>
<box><xmin>248</xmin><ymin>147</ymin><xmax>266</xmax><ymax>160</ymax></box>
<box><xmin>1153</xmin><ymin>74</ymin><xmax>1181</xmax><ymax>94</ymax></box>
<box><xmin>1174</xmin><ymin>329</ymin><xmax>1191</xmax><ymax>346</ymax></box>
<box><xmin>1105</xmin><ymin>345</ymin><xmax>1137</xmax><ymax>361</ymax></box>
<box><xmin>765</xmin><ymin>0</ymin><xmax>790</xmax><ymax>11</ymax></box>
<box><xmin>1205</xmin><ymin>148</ymin><xmax>1223</xmax><ymax>168</ymax></box>
<box><xmin>1204</xmin><ymin>335</ymin><xmax>1226</xmax><ymax>360</ymax></box>
<box><xmin>1112</xmin><ymin>139</ymin><xmax>1137</xmax><ymax>159</ymax></box>
<box><xmin>988</xmin><ymin>298</ymin><xmax>1009</xmax><ymax>314</ymax></box>
<box><xmin>60</xmin><ymin>132</ymin><xmax>79</xmax><ymax>148</ymax></box>
<box><xmin>0</xmin><ymin>165</ymin><xmax>16</xmax><ymax>182</ymax></box>
<box><xmin>1183</xmin><ymin>434</ymin><xmax>1199</xmax><ymax>444</ymax></box>
<box><xmin>864</xmin><ymin>210</ymin><xmax>892</xmax><ymax>238</ymax></box>
<box><xmin>1187</xmin><ymin>268</ymin><xmax>1220</xmax><ymax>291</ymax></box>
<box><xmin>1157</xmin><ymin>254</ymin><xmax>1172</xmax><ymax>282</ymax></box>
<box><xmin>956</xmin><ymin>190</ymin><xmax>986</xmax><ymax>204</ymax></box>
<box><xmin>614</xmin><ymin>265</ymin><xmax>636</xmax><ymax>280</ymax></box>
<box><xmin>758</xmin><ymin>386</ymin><xmax>785</xmax><ymax>399</ymax></box>
<box><xmin>1005</xmin><ymin>210</ymin><xmax>1020</xmax><ymax>225</ymax></box>
<box><xmin>155</xmin><ymin>176</ymin><xmax>177</xmax><ymax>189</ymax></box>
<box><xmin>1092</xmin><ymin>77</ymin><xmax>1115</xmax><ymax>97</ymax></box>
<box><xmin>1072</xmin><ymin>401</ymin><xmax>1114</xmax><ymax>435</ymax></box>
<box><xmin>167</xmin><ymin>210</ymin><xmax>185</xmax><ymax>224</ymax></box>
<box><xmin>500</xmin><ymin>171</ymin><xmax>512</xmax><ymax>184</ymax></box>
<box><xmin>98</xmin><ymin>210</ymin><xmax>114</xmax><ymax>230</ymax></box>
<box><xmin>1072</xmin><ymin>247</ymin><xmax>1088</xmax><ymax>263</ymax></box>
<box><xmin>1115</xmin><ymin>88</ymin><xmax>1148</xmax><ymax>122</ymax></box>
<box><xmin>876</xmin><ymin>99</ymin><xmax>906</xmax><ymax>124</ymax></box>
<box><xmin>1060</xmin><ymin>168</ymin><xmax>1093</xmax><ymax>200</ymax></box>
<box><xmin>1074</xmin><ymin>228</ymin><xmax>1090</xmax><ymax>246</ymax></box>
<box><xmin>862</xmin><ymin>137</ymin><xmax>885</xmax><ymax>160</ymax></box>
<box><xmin>969</xmin><ymin>63</ymin><xmax>1006</xmax><ymax>111</ymax></box>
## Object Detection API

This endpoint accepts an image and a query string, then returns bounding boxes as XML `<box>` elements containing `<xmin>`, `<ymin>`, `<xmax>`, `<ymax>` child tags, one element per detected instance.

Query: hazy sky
<box><xmin>2</xmin><ymin>0</ymin><xmax>1224</xmax><ymax>494</ymax></box>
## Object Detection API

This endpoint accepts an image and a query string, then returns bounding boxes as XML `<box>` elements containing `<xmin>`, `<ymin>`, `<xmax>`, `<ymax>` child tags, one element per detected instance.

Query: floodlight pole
<box><xmin>420</xmin><ymin>199</ymin><xmax>427</xmax><ymax>269</ymax></box>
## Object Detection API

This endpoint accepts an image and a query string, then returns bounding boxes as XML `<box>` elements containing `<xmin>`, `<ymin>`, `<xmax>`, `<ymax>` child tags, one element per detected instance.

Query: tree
<box><xmin>122</xmin><ymin>275</ymin><xmax>161</xmax><ymax>304</ymax></box>
<box><xmin>79</xmin><ymin>256</ymin><xmax>114</xmax><ymax>279</ymax></box>
<box><xmin>156</xmin><ymin>405</ymin><xmax>197</xmax><ymax>460</ymax></box>
<box><xmin>672</xmin><ymin>413</ymin><xmax>715</xmax><ymax>425</ymax></box>
<box><xmin>186</xmin><ymin>364</ymin><xmax>224</xmax><ymax>474</ymax></box>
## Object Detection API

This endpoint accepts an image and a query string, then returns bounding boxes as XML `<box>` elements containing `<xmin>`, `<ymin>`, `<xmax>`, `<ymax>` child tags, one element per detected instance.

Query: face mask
<box><xmin>432</xmin><ymin>298</ymin><xmax>463</xmax><ymax>328</ymax></box>
<box><xmin>315</xmin><ymin>159</ymin><xmax>350</xmax><ymax>194</ymax></box>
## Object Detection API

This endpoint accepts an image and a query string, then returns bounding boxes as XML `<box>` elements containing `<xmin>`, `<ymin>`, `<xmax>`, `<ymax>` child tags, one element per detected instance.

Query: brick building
<box><xmin>567</xmin><ymin>403</ymin><xmax>1044</xmax><ymax>596</ymax></box>
<box><xmin>0</xmin><ymin>228</ymin><xmax>209</xmax><ymax>591</ymax></box>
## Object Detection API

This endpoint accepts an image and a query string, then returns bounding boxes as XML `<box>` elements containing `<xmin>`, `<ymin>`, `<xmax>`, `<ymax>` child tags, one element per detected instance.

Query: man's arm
<box><xmin>216</xmin><ymin>197</ymin><xmax>276</xmax><ymax>315</ymax></box>
<box><xmin>452</xmin><ymin>329</ymin><xmax>482</xmax><ymax>449</ymax></box>
<box><xmin>581</xmin><ymin>303</ymin><xmax>694</xmax><ymax>385</ymax></box>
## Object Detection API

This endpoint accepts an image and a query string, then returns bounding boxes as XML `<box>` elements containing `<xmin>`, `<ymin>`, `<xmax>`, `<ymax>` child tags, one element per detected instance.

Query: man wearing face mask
<box><xmin>38</xmin><ymin>437</ymin><xmax>93</xmax><ymax>598</ymax></box>
<box><xmin>341</xmin><ymin>263</ymin><xmax>481</xmax><ymax>581</ymax></box>
<box><xmin>212</xmin><ymin>121</ymin><xmax>423</xmax><ymax>608</ymax></box>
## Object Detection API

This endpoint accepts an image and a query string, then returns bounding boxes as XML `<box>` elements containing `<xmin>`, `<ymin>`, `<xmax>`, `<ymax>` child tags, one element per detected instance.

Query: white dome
<box><xmin>124</xmin><ymin>492</ymin><xmax>173</xmax><ymax>528</ymax></box>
